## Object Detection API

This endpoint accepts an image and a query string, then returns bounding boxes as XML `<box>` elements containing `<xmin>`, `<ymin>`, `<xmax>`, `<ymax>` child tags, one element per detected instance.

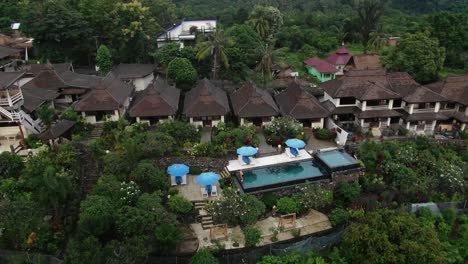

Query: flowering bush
<box><xmin>293</xmin><ymin>184</ymin><xmax>333</xmax><ymax>211</ymax></box>
<box><xmin>437</xmin><ymin>160</ymin><xmax>464</xmax><ymax>192</ymax></box>
<box><xmin>119</xmin><ymin>181</ymin><xmax>141</xmax><ymax>205</ymax></box>
<box><xmin>212</xmin><ymin>124</ymin><xmax>259</xmax><ymax>152</ymax></box>
<box><xmin>264</xmin><ymin>117</ymin><xmax>302</xmax><ymax>144</ymax></box>
<box><xmin>313</xmin><ymin>128</ymin><xmax>336</xmax><ymax>140</ymax></box>
<box><xmin>206</xmin><ymin>188</ymin><xmax>265</xmax><ymax>226</ymax></box>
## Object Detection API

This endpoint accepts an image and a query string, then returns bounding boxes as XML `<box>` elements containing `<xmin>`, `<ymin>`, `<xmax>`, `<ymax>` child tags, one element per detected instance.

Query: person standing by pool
<box><xmin>239</xmin><ymin>170</ymin><xmax>244</xmax><ymax>183</ymax></box>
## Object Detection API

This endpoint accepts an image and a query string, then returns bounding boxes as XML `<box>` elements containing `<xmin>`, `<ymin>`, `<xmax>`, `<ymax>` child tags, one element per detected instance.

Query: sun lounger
<box><xmin>290</xmin><ymin>148</ymin><xmax>299</xmax><ymax>157</ymax></box>
<box><xmin>201</xmin><ymin>188</ymin><xmax>209</xmax><ymax>198</ymax></box>
<box><xmin>211</xmin><ymin>186</ymin><xmax>218</xmax><ymax>197</ymax></box>
<box><xmin>171</xmin><ymin>175</ymin><xmax>187</xmax><ymax>186</ymax></box>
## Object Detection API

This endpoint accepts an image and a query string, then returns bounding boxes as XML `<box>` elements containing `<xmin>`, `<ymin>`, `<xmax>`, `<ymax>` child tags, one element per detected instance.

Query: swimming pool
<box><xmin>240</xmin><ymin>160</ymin><xmax>326</xmax><ymax>192</ymax></box>
<box><xmin>314</xmin><ymin>149</ymin><xmax>360</xmax><ymax>172</ymax></box>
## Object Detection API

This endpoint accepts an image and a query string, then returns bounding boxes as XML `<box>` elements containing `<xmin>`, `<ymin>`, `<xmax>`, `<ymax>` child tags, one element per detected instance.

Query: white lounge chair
<box><xmin>211</xmin><ymin>186</ymin><xmax>218</xmax><ymax>197</ymax></box>
<box><xmin>170</xmin><ymin>175</ymin><xmax>187</xmax><ymax>186</ymax></box>
<box><xmin>201</xmin><ymin>188</ymin><xmax>209</xmax><ymax>198</ymax></box>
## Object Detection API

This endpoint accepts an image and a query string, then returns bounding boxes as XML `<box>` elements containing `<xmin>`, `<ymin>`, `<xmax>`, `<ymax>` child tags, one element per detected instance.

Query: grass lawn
<box><xmin>439</xmin><ymin>67</ymin><xmax>468</xmax><ymax>78</ymax></box>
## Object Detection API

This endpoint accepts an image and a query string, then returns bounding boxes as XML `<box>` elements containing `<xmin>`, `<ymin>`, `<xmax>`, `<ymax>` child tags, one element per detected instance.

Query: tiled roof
<box><xmin>74</xmin><ymin>72</ymin><xmax>133</xmax><ymax>112</ymax></box>
<box><xmin>0</xmin><ymin>72</ymin><xmax>24</xmax><ymax>90</ymax></box>
<box><xmin>0</xmin><ymin>45</ymin><xmax>21</xmax><ymax>59</ymax></box>
<box><xmin>230</xmin><ymin>81</ymin><xmax>279</xmax><ymax>118</ymax></box>
<box><xmin>426</xmin><ymin>74</ymin><xmax>468</xmax><ymax>105</ymax></box>
<box><xmin>386</xmin><ymin>72</ymin><xmax>446</xmax><ymax>103</ymax></box>
<box><xmin>304</xmin><ymin>57</ymin><xmax>337</xmax><ymax>73</ymax></box>
<box><xmin>275</xmin><ymin>82</ymin><xmax>329</xmax><ymax>119</ymax></box>
<box><xmin>183</xmin><ymin>78</ymin><xmax>230</xmax><ymax>117</ymax></box>
<box><xmin>112</xmin><ymin>64</ymin><xmax>156</xmax><ymax>79</ymax></box>
<box><xmin>349</xmin><ymin>54</ymin><xmax>382</xmax><ymax>70</ymax></box>
<box><xmin>128</xmin><ymin>78</ymin><xmax>180</xmax><ymax>117</ymax></box>
<box><xmin>326</xmin><ymin>45</ymin><xmax>351</xmax><ymax>65</ymax></box>
<box><xmin>39</xmin><ymin>120</ymin><xmax>76</xmax><ymax>140</ymax></box>
<box><xmin>321</xmin><ymin>100</ymin><xmax>359</xmax><ymax>115</ymax></box>
<box><xmin>356</xmin><ymin>109</ymin><xmax>402</xmax><ymax>119</ymax></box>
<box><xmin>398</xmin><ymin>110</ymin><xmax>450</xmax><ymax>121</ymax></box>
<box><xmin>23</xmin><ymin>63</ymin><xmax>73</xmax><ymax>76</ymax></box>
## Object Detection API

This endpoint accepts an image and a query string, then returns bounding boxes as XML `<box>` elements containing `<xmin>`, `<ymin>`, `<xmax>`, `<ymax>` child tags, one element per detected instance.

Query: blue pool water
<box><xmin>242</xmin><ymin>160</ymin><xmax>325</xmax><ymax>190</ymax></box>
<box><xmin>315</xmin><ymin>150</ymin><xmax>358</xmax><ymax>168</ymax></box>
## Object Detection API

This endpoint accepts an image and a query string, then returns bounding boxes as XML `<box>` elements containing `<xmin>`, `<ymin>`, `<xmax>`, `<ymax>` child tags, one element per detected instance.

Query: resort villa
<box><xmin>325</xmin><ymin>45</ymin><xmax>352</xmax><ymax>75</ymax></box>
<box><xmin>303</xmin><ymin>57</ymin><xmax>337</xmax><ymax>82</ymax></box>
<box><xmin>184</xmin><ymin>78</ymin><xmax>230</xmax><ymax>127</ymax></box>
<box><xmin>230</xmin><ymin>81</ymin><xmax>279</xmax><ymax>127</ymax></box>
<box><xmin>156</xmin><ymin>19</ymin><xmax>217</xmax><ymax>48</ymax></box>
<box><xmin>275</xmin><ymin>82</ymin><xmax>329</xmax><ymax>128</ymax></box>
<box><xmin>74</xmin><ymin>72</ymin><xmax>133</xmax><ymax>124</ymax></box>
<box><xmin>112</xmin><ymin>63</ymin><xmax>156</xmax><ymax>92</ymax></box>
<box><xmin>128</xmin><ymin>78</ymin><xmax>180</xmax><ymax>125</ymax></box>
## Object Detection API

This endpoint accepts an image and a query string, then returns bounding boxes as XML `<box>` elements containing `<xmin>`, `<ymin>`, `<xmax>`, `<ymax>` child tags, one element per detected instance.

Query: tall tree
<box><xmin>96</xmin><ymin>44</ymin><xmax>113</xmax><ymax>74</ymax></box>
<box><xmin>381</xmin><ymin>32</ymin><xmax>445</xmax><ymax>84</ymax></box>
<box><xmin>353</xmin><ymin>0</ymin><xmax>388</xmax><ymax>53</ymax></box>
<box><xmin>247</xmin><ymin>5</ymin><xmax>283</xmax><ymax>41</ymax></box>
<box><xmin>428</xmin><ymin>12</ymin><xmax>467</xmax><ymax>68</ymax></box>
<box><xmin>196</xmin><ymin>30</ymin><xmax>230</xmax><ymax>79</ymax></box>
<box><xmin>111</xmin><ymin>0</ymin><xmax>158</xmax><ymax>62</ymax></box>
<box><xmin>255</xmin><ymin>43</ymin><xmax>277</xmax><ymax>87</ymax></box>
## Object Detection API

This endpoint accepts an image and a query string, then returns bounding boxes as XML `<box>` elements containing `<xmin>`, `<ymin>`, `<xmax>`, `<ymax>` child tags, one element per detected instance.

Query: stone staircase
<box><xmin>194</xmin><ymin>200</ymin><xmax>215</xmax><ymax>229</ymax></box>
<box><xmin>90</xmin><ymin>124</ymin><xmax>104</xmax><ymax>139</ymax></box>
<box><xmin>220</xmin><ymin>167</ymin><xmax>231</xmax><ymax>179</ymax></box>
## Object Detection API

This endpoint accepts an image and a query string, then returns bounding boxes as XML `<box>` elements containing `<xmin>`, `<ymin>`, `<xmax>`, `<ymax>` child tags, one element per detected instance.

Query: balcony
<box><xmin>0</xmin><ymin>90</ymin><xmax>23</xmax><ymax>108</ymax></box>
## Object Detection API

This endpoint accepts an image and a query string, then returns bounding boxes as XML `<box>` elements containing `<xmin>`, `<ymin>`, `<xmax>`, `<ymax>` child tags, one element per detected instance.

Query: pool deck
<box><xmin>226</xmin><ymin>149</ymin><xmax>312</xmax><ymax>172</ymax></box>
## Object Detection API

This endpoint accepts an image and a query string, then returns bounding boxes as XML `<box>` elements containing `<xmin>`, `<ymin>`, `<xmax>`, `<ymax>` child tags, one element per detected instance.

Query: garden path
<box><xmin>200</xmin><ymin>127</ymin><xmax>212</xmax><ymax>143</ymax></box>
<box><xmin>304</xmin><ymin>129</ymin><xmax>337</xmax><ymax>151</ymax></box>
<box><xmin>256</xmin><ymin>129</ymin><xmax>276</xmax><ymax>154</ymax></box>
<box><xmin>191</xmin><ymin>209</ymin><xmax>332</xmax><ymax>250</ymax></box>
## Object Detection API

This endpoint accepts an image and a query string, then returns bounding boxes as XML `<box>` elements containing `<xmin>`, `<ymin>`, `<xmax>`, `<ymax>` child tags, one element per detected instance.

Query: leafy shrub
<box><xmin>329</xmin><ymin>207</ymin><xmax>350</xmax><ymax>226</ymax></box>
<box><xmin>167</xmin><ymin>58</ymin><xmax>197</xmax><ymax>88</ymax></box>
<box><xmin>313</xmin><ymin>128</ymin><xmax>336</xmax><ymax>140</ymax></box>
<box><xmin>154</xmin><ymin>224</ymin><xmax>183</xmax><ymax>253</ymax></box>
<box><xmin>334</xmin><ymin>182</ymin><xmax>361</xmax><ymax>205</ymax></box>
<box><xmin>276</xmin><ymin>197</ymin><xmax>300</xmax><ymax>214</ymax></box>
<box><xmin>65</xmin><ymin>236</ymin><xmax>104</xmax><ymax>264</ymax></box>
<box><xmin>25</xmin><ymin>134</ymin><xmax>42</xmax><ymax>148</ymax></box>
<box><xmin>189</xmin><ymin>249</ymin><xmax>218</xmax><ymax>264</ymax></box>
<box><xmin>78</xmin><ymin>195</ymin><xmax>114</xmax><ymax>236</ymax></box>
<box><xmin>239</xmin><ymin>195</ymin><xmax>266</xmax><ymax>225</ymax></box>
<box><xmin>290</xmin><ymin>228</ymin><xmax>301</xmax><ymax>238</ymax></box>
<box><xmin>131</xmin><ymin>160</ymin><xmax>168</xmax><ymax>193</ymax></box>
<box><xmin>0</xmin><ymin>152</ymin><xmax>24</xmax><ymax>179</ymax></box>
<box><xmin>168</xmin><ymin>194</ymin><xmax>193</xmax><ymax>215</ymax></box>
<box><xmin>158</xmin><ymin>121</ymin><xmax>200</xmax><ymax>146</ymax></box>
<box><xmin>261</xmin><ymin>193</ymin><xmax>278</xmax><ymax>209</ymax></box>
<box><xmin>190</xmin><ymin>166</ymin><xmax>202</xmax><ymax>175</ymax></box>
<box><xmin>243</xmin><ymin>226</ymin><xmax>262</xmax><ymax>247</ymax></box>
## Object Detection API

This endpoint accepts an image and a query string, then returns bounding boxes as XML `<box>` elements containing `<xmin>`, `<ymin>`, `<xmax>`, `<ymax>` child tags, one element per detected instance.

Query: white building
<box><xmin>156</xmin><ymin>19</ymin><xmax>216</xmax><ymax>48</ymax></box>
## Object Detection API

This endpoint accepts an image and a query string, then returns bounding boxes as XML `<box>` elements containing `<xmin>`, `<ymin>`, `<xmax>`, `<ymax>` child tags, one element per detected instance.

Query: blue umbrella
<box><xmin>237</xmin><ymin>146</ymin><xmax>257</xmax><ymax>156</ymax></box>
<box><xmin>285</xmin><ymin>138</ymin><xmax>306</xmax><ymax>149</ymax></box>
<box><xmin>196</xmin><ymin>172</ymin><xmax>220</xmax><ymax>185</ymax></box>
<box><xmin>167</xmin><ymin>164</ymin><xmax>190</xmax><ymax>177</ymax></box>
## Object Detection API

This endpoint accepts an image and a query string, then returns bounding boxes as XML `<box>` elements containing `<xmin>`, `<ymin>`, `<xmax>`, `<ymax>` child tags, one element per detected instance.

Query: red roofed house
<box><xmin>304</xmin><ymin>57</ymin><xmax>337</xmax><ymax>82</ymax></box>
<box><xmin>326</xmin><ymin>45</ymin><xmax>352</xmax><ymax>75</ymax></box>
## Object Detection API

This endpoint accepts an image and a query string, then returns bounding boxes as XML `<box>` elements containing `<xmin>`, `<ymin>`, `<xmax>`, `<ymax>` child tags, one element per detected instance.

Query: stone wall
<box><xmin>152</xmin><ymin>156</ymin><xmax>229</xmax><ymax>173</ymax></box>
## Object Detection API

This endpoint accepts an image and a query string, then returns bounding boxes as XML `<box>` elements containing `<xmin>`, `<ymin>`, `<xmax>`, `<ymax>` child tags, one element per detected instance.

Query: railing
<box><xmin>19</xmin><ymin>110</ymin><xmax>44</xmax><ymax>134</ymax></box>
<box><xmin>413</xmin><ymin>108</ymin><xmax>435</xmax><ymax>113</ymax></box>
<box><xmin>0</xmin><ymin>90</ymin><xmax>23</xmax><ymax>107</ymax></box>
<box><xmin>0</xmin><ymin>106</ymin><xmax>13</xmax><ymax>120</ymax></box>
<box><xmin>365</xmin><ymin>105</ymin><xmax>390</xmax><ymax>110</ymax></box>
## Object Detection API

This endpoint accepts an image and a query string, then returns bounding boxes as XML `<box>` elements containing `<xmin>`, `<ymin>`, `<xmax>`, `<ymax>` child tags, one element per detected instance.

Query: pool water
<box><xmin>315</xmin><ymin>150</ymin><xmax>358</xmax><ymax>168</ymax></box>
<box><xmin>242</xmin><ymin>160</ymin><xmax>325</xmax><ymax>190</ymax></box>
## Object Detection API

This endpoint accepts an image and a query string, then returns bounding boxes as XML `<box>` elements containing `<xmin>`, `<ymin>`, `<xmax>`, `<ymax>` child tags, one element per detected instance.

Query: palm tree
<box><xmin>354</xmin><ymin>0</ymin><xmax>388</xmax><ymax>53</ymax></box>
<box><xmin>255</xmin><ymin>43</ymin><xmax>276</xmax><ymax>87</ymax></box>
<box><xmin>368</xmin><ymin>25</ymin><xmax>387</xmax><ymax>53</ymax></box>
<box><xmin>247</xmin><ymin>17</ymin><xmax>270</xmax><ymax>40</ymax></box>
<box><xmin>196</xmin><ymin>30</ymin><xmax>230</xmax><ymax>79</ymax></box>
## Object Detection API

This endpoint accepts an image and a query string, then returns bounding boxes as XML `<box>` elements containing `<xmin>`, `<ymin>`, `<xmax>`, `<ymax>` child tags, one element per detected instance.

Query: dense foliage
<box><xmin>3</xmin><ymin>0</ymin><xmax>465</xmax><ymax>83</ymax></box>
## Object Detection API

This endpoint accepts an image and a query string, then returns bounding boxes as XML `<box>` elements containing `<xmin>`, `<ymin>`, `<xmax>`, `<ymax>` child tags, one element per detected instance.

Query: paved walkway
<box><xmin>200</xmin><ymin>127</ymin><xmax>212</xmax><ymax>143</ymax></box>
<box><xmin>304</xmin><ymin>129</ymin><xmax>337</xmax><ymax>151</ymax></box>
<box><xmin>256</xmin><ymin>129</ymin><xmax>276</xmax><ymax>154</ymax></box>
<box><xmin>191</xmin><ymin>210</ymin><xmax>332</xmax><ymax>250</ymax></box>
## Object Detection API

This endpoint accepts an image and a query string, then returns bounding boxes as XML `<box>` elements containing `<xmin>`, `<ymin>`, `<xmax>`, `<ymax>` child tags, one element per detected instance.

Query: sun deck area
<box><xmin>226</xmin><ymin>149</ymin><xmax>312</xmax><ymax>172</ymax></box>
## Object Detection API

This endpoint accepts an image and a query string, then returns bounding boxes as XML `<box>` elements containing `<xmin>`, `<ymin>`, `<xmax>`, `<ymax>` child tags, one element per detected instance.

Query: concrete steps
<box><xmin>220</xmin><ymin>167</ymin><xmax>231</xmax><ymax>178</ymax></box>
<box><xmin>90</xmin><ymin>125</ymin><xmax>104</xmax><ymax>139</ymax></box>
<box><xmin>193</xmin><ymin>200</ymin><xmax>215</xmax><ymax>229</ymax></box>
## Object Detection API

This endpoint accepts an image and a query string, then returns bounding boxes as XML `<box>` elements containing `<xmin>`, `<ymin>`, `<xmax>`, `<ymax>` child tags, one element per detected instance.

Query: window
<box><xmin>393</xmin><ymin>99</ymin><xmax>402</xmax><ymax>108</ymax></box>
<box><xmin>444</xmin><ymin>103</ymin><xmax>456</xmax><ymax>109</ymax></box>
<box><xmin>340</xmin><ymin>97</ymin><xmax>356</xmax><ymax>105</ymax></box>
